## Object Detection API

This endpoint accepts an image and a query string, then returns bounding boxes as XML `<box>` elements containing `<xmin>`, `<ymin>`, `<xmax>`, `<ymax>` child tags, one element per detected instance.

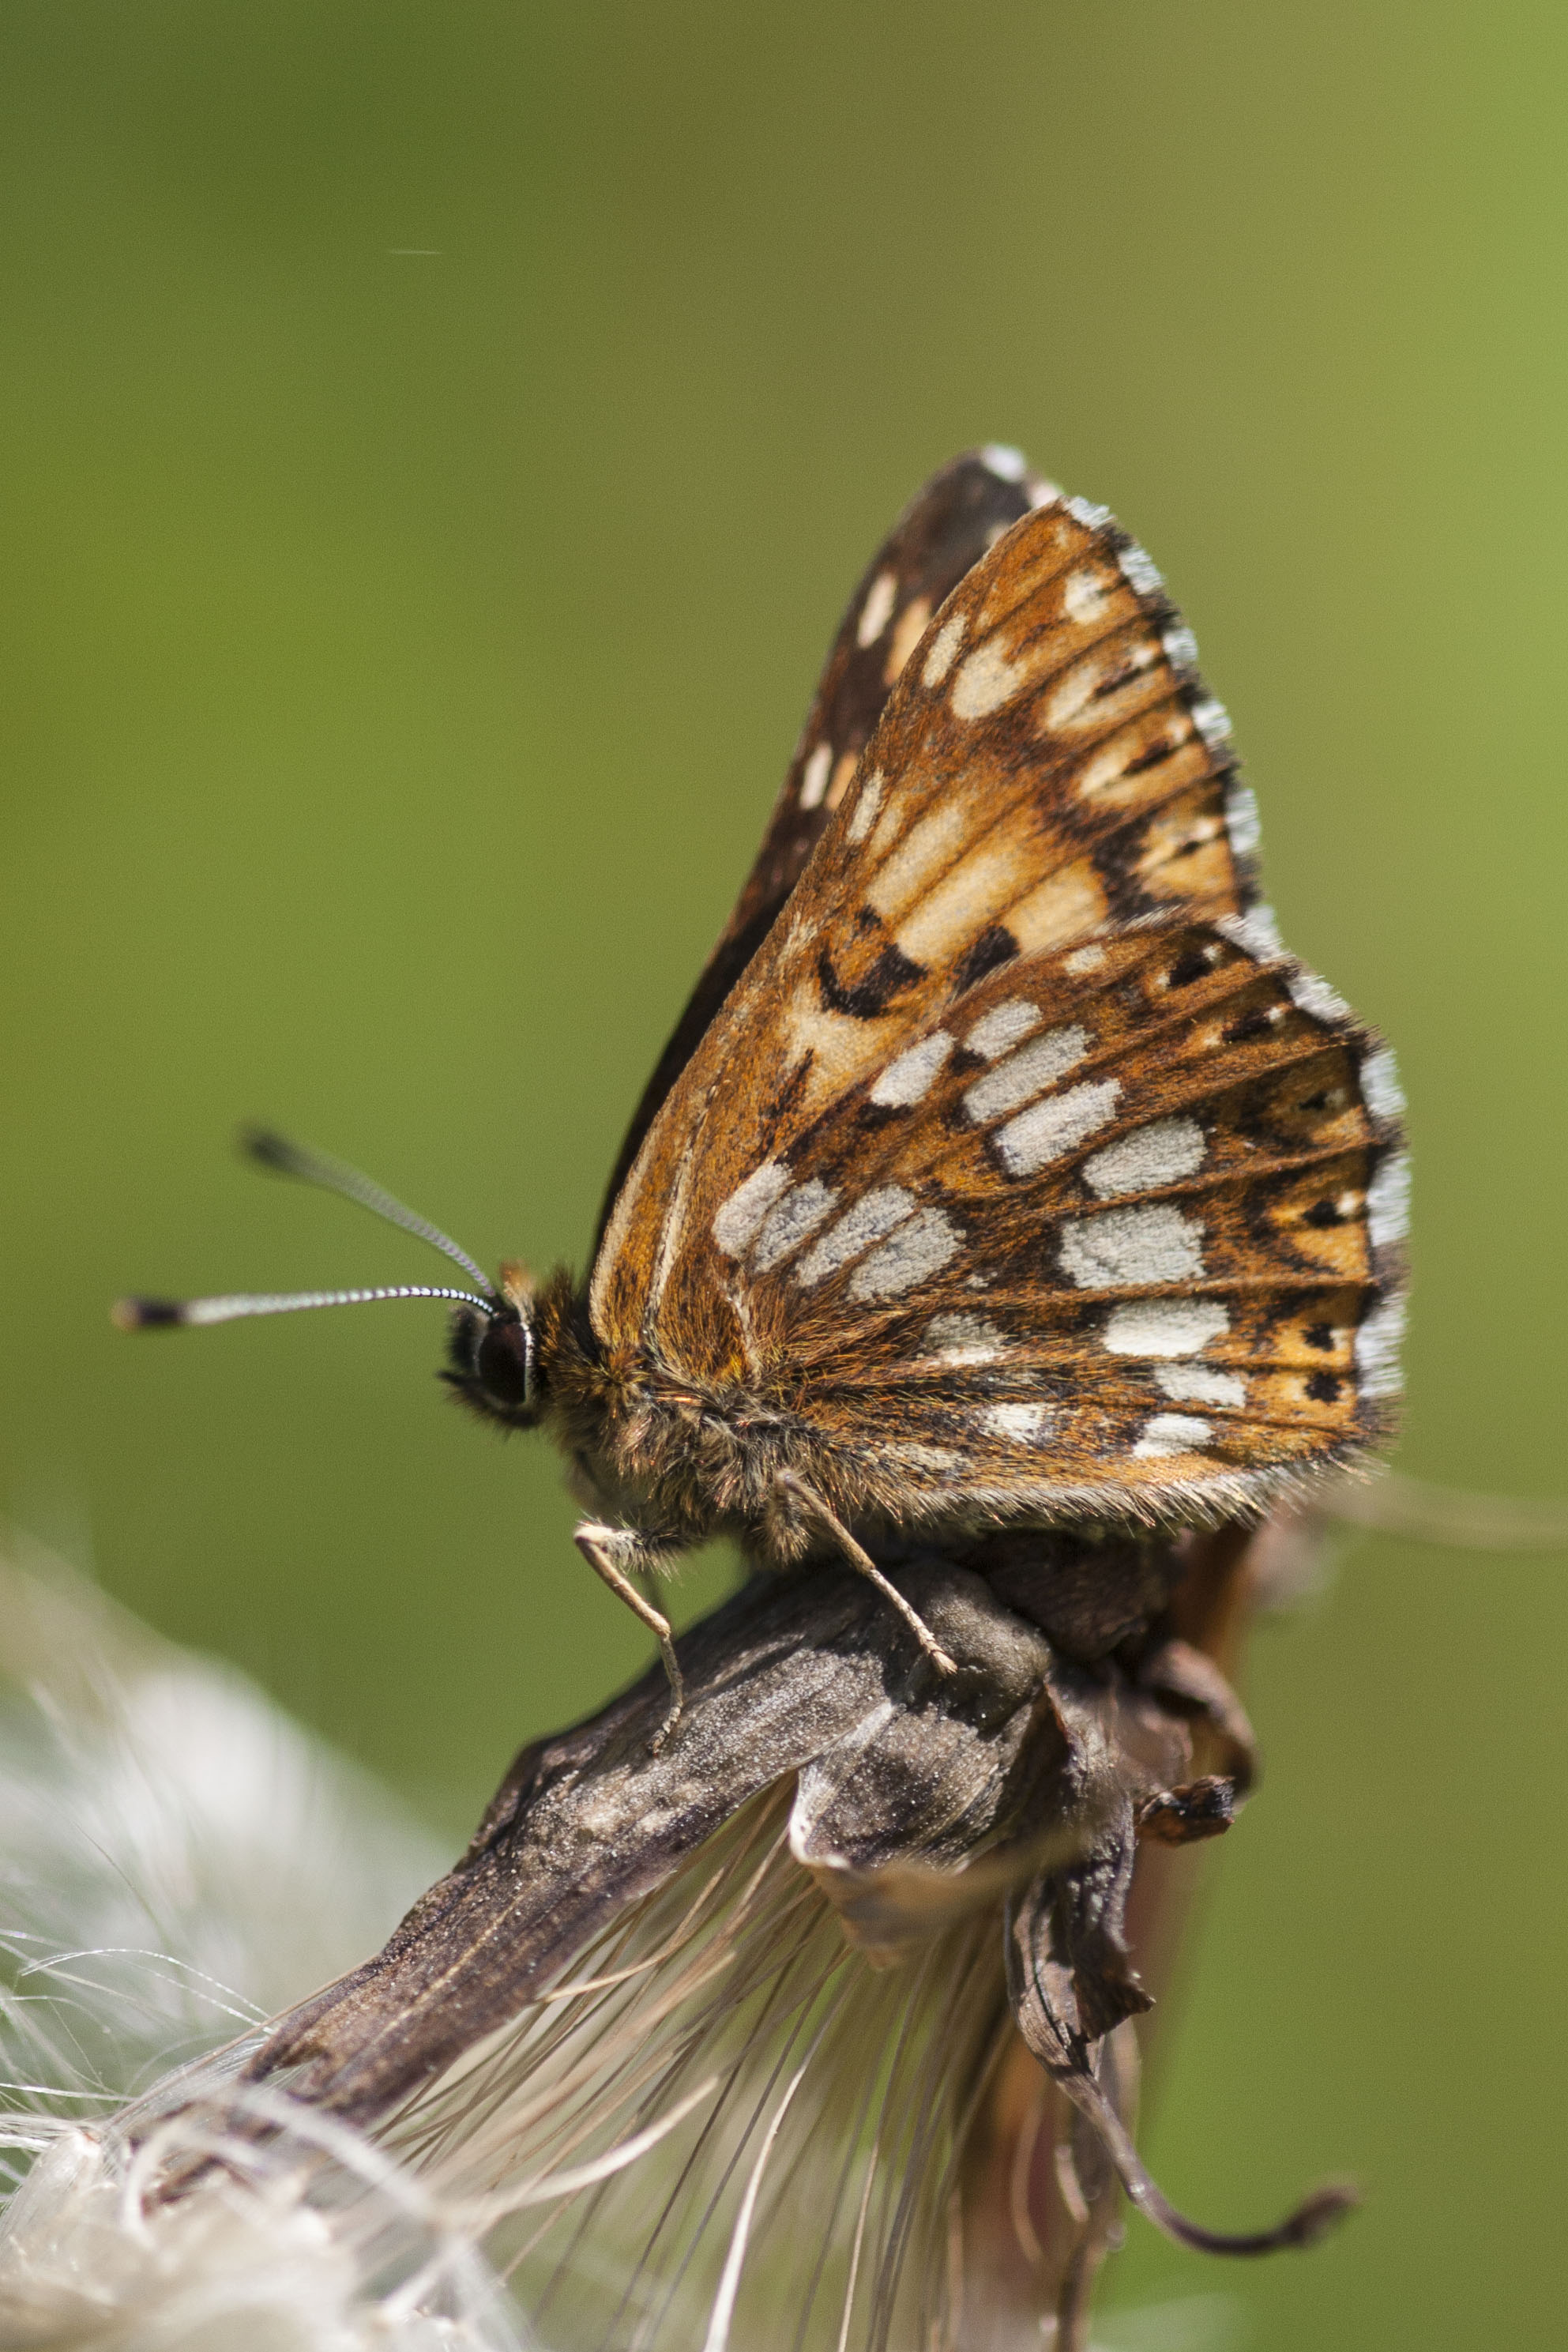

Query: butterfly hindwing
<box><xmin>595</xmin><ymin>448</ymin><xmax>1057</xmax><ymax>1240</ymax></box>
<box><xmin>710</xmin><ymin>920</ymin><xmax>1404</xmax><ymax>1518</ymax></box>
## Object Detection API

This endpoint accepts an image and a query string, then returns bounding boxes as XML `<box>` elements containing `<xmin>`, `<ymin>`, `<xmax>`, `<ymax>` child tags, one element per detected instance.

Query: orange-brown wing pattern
<box><xmin>590</xmin><ymin>477</ymin><xmax>1403</xmax><ymax>1514</ymax></box>
<box><xmin>596</xmin><ymin>491</ymin><xmax>1253</xmax><ymax>1319</ymax></box>
<box><xmin>595</xmin><ymin>448</ymin><xmax>1058</xmax><ymax>1241</ymax></box>
<box><xmin>709</xmin><ymin>921</ymin><xmax>1405</xmax><ymax>1520</ymax></box>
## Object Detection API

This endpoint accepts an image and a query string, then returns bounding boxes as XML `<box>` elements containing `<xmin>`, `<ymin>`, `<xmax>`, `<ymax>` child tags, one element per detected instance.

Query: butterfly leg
<box><xmin>573</xmin><ymin>1521</ymin><xmax>686</xmax><ymax>1750</ymax></box>
<box><xmin>773</xmin><ymin>1471</ymin><xmax>959</xmax><ymax>1680</ymax></box>
<box><xmin>1134</xmin><ymin>1638</ymin><xmax>1258</xmax><ymax>1843</ymax></box>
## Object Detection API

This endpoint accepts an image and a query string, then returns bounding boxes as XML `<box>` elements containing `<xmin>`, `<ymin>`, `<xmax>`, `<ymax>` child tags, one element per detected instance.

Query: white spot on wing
<box><xmin>713</xmin><ymin>1161</ymin><xmax>791</xmax><ymax>1256</ymax></box>
<box><xmin>847</xmin><ymin>1206</ymin><xmax>962</xmax><ymax>1301</ymax></box>
<box><xmin>750</xmin><ymin>1179</ymin><xmax>838</xmax><ymax>1272</ymax></box>
<box><xmin>1062</xmin><ymin>944</ymin><xmax>1107</xmax><ymax>976</ymax></box>
<box><xmin>795</xmin><ymin>1187</ymin><xmax>914</xmax><ymax>1285</ymax></box>
<box><xmin>965</xmin><ymin>999</ymin><xmax>1041</xmax><ymax>1059</ymax></box>
<box><xmin>1156</xmin><ymin>1364</ymin><xmax>1247</xmax><ymax>1407</ymax></box>
<box><xmin>964</xmin><ymin>1024</ymin><xmax>1090</xmax><ymax>1122</ymax></box>
<box><xmin>1359</xmin><ymin>1045</ymin><xmax>1404</xmax><ymax>1123</ymax></box>
<box><xmin>1366</xmin><ymin>1150</ymin><xmax>1411</xmax><ymax>1251</ymax></box>
<box><xmin>883</xmin><ymin>1442</ymin><xmax>966</xmax><ymax>1470</ymax></box>
<box><xmin>1103</xmin><ymin>1299</ymin><xmax>1230</xmax><ymax>1357</ymax></box>
<box><xmin>845</xmin><ymin>770</ymin><xmax>883</xmax><ymax>844</ymax></box>
<box><xmin>980</xmin><ymin>444</ymin><xmax>1028</xmax><ymax>480</ymax></box>
<box><xmin>1059</xmin><ymin>1203</ymin><xmax>1205</xmax><ymax>1289</ymax></box>
<box><xmin>1161</xmin><ymin>623</ymin><xmax>1199</xmax><ymax>672</ymax></box>
<box><xmin>1066</xmin><ymin>495</ymin><xmax>1111</xmax><ymax>530</ymax></box>
<box><xmin>1082</xmin><ymin>1116</ymin><xmax>1206</xmax><ymax>1199</ymax></box>
<box><xmin>1134</xmin><ymin>1413</ymin><xmax>1213</xmax><ymax>1460</ymax></box>
<box><xmin>922</xmin><ymin>1311</ymin><xmax>1006</xmax><ymax>1364</ymax></box>
<box><xmin>922</xmin><ymin>610</ymin><xmax>968</xmax><ymax>687</ymax></box>
<box><xmin>996</xmin><ymin>1078</ymin><xmax>1121</xmax><ymax>1176</ymax></box>
<box><xmin>951</xmin><ymin>638</ymin><xmax>1031</xmax><ymax>719</ymax></box>
<box><xmin>799</xmin><ymin>743</ymin><xmax>833</xmax><ymax>810</ymax></box>
<box><xmin>856</xmin><ymin>568</ymin><xmax>897</xmax><ymax>648</ymax></box>
<box><xmin>869</xmin><ymin>1030</ymin><xmax>954</xmax><ymax>1108</ymax></box>
<box><xmin>982</xmin><ymin>1400</ymin><xmax>1055</xmax><ymax>1441</ymax></box>
<box><xmin>1062</xmin><ymin>566</ymin><xmax>1110</xmax><ymax>624</ymax></box>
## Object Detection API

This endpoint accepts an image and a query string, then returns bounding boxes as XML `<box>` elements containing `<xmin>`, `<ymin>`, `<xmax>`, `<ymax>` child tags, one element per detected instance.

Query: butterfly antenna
<box><xmin>113</xmin><ymin>1283</ymin><xmax>496</xmax><ymax>1332</ymax></box>
<box><xmin>113</xmin><ymin>1129</ymin><xmax>502</xmax><ymax>1334</ymax></box>
<box><xmin>238</xmin><ymin>1126</ymin><xmax>497</xmax><ymax>1296</ymax></box>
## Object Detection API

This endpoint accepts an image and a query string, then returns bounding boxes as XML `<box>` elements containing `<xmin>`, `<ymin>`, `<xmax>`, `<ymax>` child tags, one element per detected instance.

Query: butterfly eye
<box><xmin>472</xmin><ymin>1309</ymin><xmax>537</xmax><ymax>1421</ymax></box>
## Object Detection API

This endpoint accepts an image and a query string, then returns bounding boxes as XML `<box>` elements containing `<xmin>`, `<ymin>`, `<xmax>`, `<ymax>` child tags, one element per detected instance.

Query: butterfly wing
<box><xmin>591</xmin><ymin>480</ymin><xmax>1403</xmax><ymax>1518</ymax></box>
<box><xmin>596</xmin><ymin>448</ymin><xmax>1057</xmax><ymax>1240</ymax></box>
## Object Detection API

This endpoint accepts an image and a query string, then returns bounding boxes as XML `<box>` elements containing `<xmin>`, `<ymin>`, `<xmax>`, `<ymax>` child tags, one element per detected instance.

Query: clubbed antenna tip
<box><xmin>111</xmin><ymin>1297</ymin><xmax>186</xmax><ymax>1330</ymax></box>
<box><xmin>240</xmin><ymin>1125</ymin><xmax>310</xmax><ymax>1178</ymax></box>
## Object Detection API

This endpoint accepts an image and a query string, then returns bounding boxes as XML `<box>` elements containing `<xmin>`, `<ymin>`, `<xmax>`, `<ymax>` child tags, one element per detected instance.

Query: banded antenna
<box><xmin>112</xmin><ymin>1127</ymin><xmax>500</xmax><ymax>1332</ymax></box>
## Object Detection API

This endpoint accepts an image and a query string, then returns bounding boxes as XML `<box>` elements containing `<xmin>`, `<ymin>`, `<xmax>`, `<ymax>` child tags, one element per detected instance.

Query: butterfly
<box><xmin>118</xmin><ymin>447</ymin><xmax>1408</xmax><ymax>1737</ymax></box>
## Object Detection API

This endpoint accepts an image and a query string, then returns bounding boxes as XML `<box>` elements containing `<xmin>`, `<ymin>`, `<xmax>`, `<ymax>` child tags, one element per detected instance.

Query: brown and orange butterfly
<box><xmin>119</xmin><ymin>450</ymin><xmax>1408</xmax><ymax>1731</ymax></box>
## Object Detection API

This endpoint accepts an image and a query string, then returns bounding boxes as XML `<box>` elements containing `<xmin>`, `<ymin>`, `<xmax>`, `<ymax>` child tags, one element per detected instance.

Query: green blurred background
<box><xmin>2</xmin><ymin>2</ymin><xmax>1565</xmax><ymax>2342</ymax></box>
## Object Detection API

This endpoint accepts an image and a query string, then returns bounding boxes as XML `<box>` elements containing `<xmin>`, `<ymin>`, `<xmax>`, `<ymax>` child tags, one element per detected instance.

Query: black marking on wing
<box><xmin>953</xmin><ymin>923</ymin><xmax>1021</xmax><ymax>992</ymax></box>
<box><xmin>817</xmin><ymin>941</ymin><xmax>924</xmax><ymax>1018</ymax></box>
<box><xmin>765</xmin><ymin>1054</ymin><xmax>814</xmax><ymax>1129</ymax></box>
<box><xmin>1303</xmin><ymin>1199</ymin><xmax>1345</xmax><ymax>1229</ymax></box>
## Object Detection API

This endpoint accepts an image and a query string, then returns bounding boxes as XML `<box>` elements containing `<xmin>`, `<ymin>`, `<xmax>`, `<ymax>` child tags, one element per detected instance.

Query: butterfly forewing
<box><xmin>595</xmin><ymin>447</ymin><xmax>1058</xmax><ymax>1240</ymax></box>
<box><xmin>589</xmin><ymin>470</ymin><xmax>1403</xmax><ymax>1519</ymax></box>
<box><xmin>597</xmin><ymin>494</ymin><xmax>1250</xmax><ymax>1308</ymax></box>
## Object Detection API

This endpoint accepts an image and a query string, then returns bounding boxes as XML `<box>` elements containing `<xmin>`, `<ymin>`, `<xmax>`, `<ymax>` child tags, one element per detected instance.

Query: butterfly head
<box><xmin>443</xmin><ymin>1261</ymin><xmax>542</xmax><ymax>1429</ymax></box>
